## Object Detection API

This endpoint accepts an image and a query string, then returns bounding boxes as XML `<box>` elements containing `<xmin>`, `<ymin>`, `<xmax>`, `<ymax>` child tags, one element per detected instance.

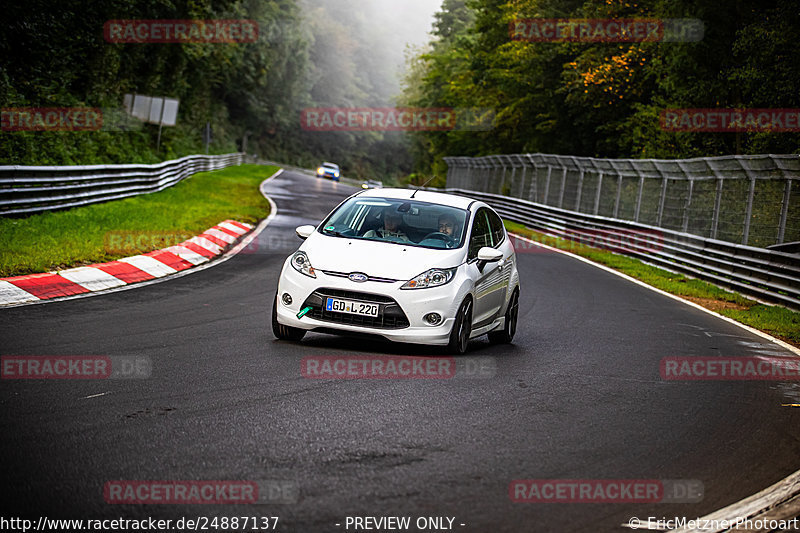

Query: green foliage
<box><xmin>0</xmin><ymin>0</ymin><xmax>414</xmax><ymax>180</ymax></box>
<box><xmin>0</xmin><ymin>164</ymin><xmax>275</xmax><ymax>276</ymax></box>
<box><xmin>401</xmin><ymin>0</ymin><xmax>800</xmax><ymax>176</ymax></box>
<box><xmin>0</xmin><ymin>0</ymin><xmax>308</xmax><ymax>165</ymax></box>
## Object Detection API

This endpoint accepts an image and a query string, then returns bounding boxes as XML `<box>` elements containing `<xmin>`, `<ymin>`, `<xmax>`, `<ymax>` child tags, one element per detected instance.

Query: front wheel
<box><xmin>272</xmin><ymin>294</ymin><xmax>306</xmax><ymax>342</ymax></box>
<box><xmin>447</xmin><ymin>298</ymin><xmax>473</xmax><ymax>355</ymax></box>
<box><xmin>488</xmin><ymin>288</ymin><xmax>519</xmax><ymax>344</ymax></box>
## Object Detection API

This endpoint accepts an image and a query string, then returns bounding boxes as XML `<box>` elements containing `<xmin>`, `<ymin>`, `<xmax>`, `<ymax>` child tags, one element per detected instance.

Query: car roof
<box><xmin>357</xmin><ymin>187</ymin><xmax>475</xmax><ymax>210</ymax></box>
<box><xmin>322</xmin><ymin>162</ymin><xmax>338</xmax><ymax>167</ymax></box>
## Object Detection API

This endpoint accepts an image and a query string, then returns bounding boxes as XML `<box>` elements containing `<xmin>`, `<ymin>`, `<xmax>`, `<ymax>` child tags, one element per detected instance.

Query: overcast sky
<box><xmin>308</xmin><ymin>0</ymin><xmax>442</xmax><ymax>99</ymax></box>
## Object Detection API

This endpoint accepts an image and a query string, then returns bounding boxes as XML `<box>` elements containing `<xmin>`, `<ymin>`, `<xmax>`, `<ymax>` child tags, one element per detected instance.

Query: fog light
<box><xmin>424</xmin><ymin>313</ymin><xmax>442</xmax><ymax>325</ymax></box>
<box><xmin>282</xmin><ymin>293</ymin><xmax>292</xmax><ymax>305</ymax></box>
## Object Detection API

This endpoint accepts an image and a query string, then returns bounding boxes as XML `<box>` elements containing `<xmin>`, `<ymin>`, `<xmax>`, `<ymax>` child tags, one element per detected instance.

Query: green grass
<box><xmin>0</xmin><ymin>164</ymin><xmax>276</xmax><ymax>277</ymax></box>
<box><xmin>505</xmin><ymin>220</ymin><xmax>800</xmax><ymax>346</ymax></box>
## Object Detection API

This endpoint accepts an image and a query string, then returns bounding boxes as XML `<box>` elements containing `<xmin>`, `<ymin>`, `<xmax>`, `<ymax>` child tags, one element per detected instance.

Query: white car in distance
<box><xmin>272</xmin><ymin>188</ymin><xmax>520</xmax><ymax>354</ymax></box>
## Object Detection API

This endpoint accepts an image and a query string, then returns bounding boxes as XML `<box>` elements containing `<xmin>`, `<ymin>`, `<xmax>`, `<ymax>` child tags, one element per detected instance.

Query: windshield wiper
<box><xmin>322</xmin><ymin>228</ymin><xmax>348</xmax><ymax>238</ymax></box>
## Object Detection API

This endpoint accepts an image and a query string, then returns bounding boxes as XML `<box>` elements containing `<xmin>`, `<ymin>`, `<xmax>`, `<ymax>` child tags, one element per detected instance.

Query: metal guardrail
<box><xmin>441</xmin><ymin>187</ymin><xmax>800</xmax><ymax>310</ymax></box>
<box><xmin>444</xmin><ymin>153</ymin><xmax>800</xmax><ymax>248</ymax></box>
<box><xmin>0</xmin><ymin>153</ymin><xmax>244</xmax><ymax>215</ymax></box>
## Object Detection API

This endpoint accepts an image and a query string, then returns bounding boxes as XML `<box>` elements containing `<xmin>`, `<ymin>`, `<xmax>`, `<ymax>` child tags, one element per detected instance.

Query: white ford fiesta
<box><xmin>272</xmin><ymin>188</ymin><xmax>520</xmax><ymax>354</ymax></box>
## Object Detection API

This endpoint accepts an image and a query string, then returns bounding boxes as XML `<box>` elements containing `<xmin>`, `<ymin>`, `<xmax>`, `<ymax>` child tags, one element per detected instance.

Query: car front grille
<box><xmin>301</xmin><ymin>288</ymin><xmax>410</xmax><ymax>329</ymax></box>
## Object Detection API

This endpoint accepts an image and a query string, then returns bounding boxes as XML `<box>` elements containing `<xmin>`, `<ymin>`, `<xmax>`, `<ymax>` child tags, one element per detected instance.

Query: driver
<box><xmin>438</xmin><ymin>213</ymin><xmax>458</xmax><ymax>238</ymax></box>
<box><xmin>364</xmin><ymin>208</ymin><xmax>409</xmax><ymax>242</ymax></box>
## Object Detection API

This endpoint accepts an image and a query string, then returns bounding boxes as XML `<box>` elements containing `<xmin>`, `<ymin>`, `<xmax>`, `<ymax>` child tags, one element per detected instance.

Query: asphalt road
<box><xmin>1</xmin><ymin>169</ymin><xmax>799</xmax><ymax>532</ymax></box>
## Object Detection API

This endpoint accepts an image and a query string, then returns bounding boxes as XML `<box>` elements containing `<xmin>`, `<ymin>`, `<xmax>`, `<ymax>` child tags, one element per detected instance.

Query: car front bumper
<box><xmin>276</xmin><ymin>265</ymin><xmax>466</xmax><ymax>345</ymax></box>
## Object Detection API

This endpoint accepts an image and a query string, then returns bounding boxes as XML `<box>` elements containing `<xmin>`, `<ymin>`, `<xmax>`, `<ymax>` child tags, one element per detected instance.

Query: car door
<box><xmin>486</xmin><ymin>208</ymin><xmax>513</xmax><ymax>308</ymax></box>
<box><xmin>467</xmin><ymin>207</ymin><xmax>505</xmax><ymax>327</ymax></box>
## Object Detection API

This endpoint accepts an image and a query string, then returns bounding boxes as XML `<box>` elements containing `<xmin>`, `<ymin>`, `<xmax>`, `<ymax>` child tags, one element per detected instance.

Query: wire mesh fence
<box><xmin>444</xmin><ymin>153</ymin><xmax>800</xmax><ymax>248</ymax></box>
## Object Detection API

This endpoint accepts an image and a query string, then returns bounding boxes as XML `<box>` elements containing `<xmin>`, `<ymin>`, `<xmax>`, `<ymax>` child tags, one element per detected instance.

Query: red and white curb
<box><xmin>0</xmin><ymin>220</ymin><xmax>253</xmax><ymax>306</ymax></box>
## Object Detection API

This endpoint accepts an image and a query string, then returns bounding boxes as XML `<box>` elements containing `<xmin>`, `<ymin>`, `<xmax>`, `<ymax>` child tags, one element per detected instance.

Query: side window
<box><xmin>487</xmin><ymin>209</ymin><xmax>505</xmax><ymax>247</ymax></box>
<box><xmin>468</xmin><ymin>209</ymin><xmax>492</xmax><ymax>260</ymax></box>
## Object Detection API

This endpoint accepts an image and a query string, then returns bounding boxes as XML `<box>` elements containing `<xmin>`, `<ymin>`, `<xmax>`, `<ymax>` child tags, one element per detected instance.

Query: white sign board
<box><xmin>148</xmin><ymin>97</ymin><xmax>164</xmax><ymax>124</ymax></box>
<box><xmin>131</xmin><ymin>95</ymin><xmax>152</xmax><ymax>122</ymax></box>
<box><xmin>161</xmin><ymin>98</ymin><xmax>179</xmax><ymax>126</ymax></box>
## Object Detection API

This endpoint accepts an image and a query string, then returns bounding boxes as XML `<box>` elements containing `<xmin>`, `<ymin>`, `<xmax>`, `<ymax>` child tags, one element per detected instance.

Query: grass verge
<box><xmin>0</xmin><ymin>164</ymin><xmax>276</xmax><ymax>277</ymax></box>
<box><xmin>505</xmin><ymin>220</ymin><xmax>800</xmax><ymax>348</ymax></box>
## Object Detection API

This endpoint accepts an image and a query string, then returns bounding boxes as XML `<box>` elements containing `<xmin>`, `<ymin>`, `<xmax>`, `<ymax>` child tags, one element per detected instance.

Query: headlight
<box><xmin>334</xmin><ymin>170</ymin><xmax>340</xmax><ymax>177</ymax></box>
<box><xmin>401</xmin><ymin>267</ymin><xmax>456</xmax><ymax>289</ymax></box>
<box><xmin>317</xmin><ymin>167</ymin><xmax>324</xmax><ymax>174</ymax></box>
<box><xmin>291</xmin><ymin>251</ymin><xmax>316</xmax><ymax>278</ymax></box>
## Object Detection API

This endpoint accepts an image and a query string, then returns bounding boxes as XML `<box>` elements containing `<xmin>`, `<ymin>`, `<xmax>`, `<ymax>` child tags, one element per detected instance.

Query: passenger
<box><xmin>364</xmin><ymin>209</ymin><xmax>410</xmax><ymax>242</ymax></box>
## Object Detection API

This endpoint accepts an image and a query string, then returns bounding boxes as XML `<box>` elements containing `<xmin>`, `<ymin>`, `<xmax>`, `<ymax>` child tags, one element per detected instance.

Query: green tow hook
<box><xmin>296</xmin><ymin>306</ymin><xmax>312</xmax><ymax>319</ymax></box>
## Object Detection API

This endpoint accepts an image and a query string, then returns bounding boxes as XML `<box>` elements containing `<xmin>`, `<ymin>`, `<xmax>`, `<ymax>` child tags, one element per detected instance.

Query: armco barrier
<box><xmin>0</xmin><ymin>153</ymin><xmax>243</xmax><ymax>215</ymax></box>
<box><xmin>441</xmin><ymin>188</ymin><xmax>800</xmax><ymax>310</ymax></box>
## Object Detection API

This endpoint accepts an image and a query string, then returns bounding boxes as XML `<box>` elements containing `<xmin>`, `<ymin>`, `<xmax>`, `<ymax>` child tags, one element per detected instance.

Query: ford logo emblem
<box><xmin>348</xmin><ymin>272</ymin><xmax>368</xmax><ymax>282</ymax></box>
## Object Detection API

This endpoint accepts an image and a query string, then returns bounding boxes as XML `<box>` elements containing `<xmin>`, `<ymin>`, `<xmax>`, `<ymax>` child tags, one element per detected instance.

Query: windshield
<box><xmin>319</xmin><ymin>196</ymin><xmax>469</xmax><ymax>250</ymax></box>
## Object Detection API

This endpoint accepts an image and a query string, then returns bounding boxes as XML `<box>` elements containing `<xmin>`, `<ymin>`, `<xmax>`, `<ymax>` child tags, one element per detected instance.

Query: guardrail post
<box><xmin>543</xmin><ymin>166</ymin><xmax>553</xmax><ymax>205</ymax></box>
<box><xmin>509</xmin><ymin>165</ymin><xmax>518</xmax><ymax>197</ymax></box>
<box><xmin>656</xmin><ymin>177</ymin><xmax>667</xmax><ymax>226</ymax></box>
<box><xmin>711</xmin><ymin>177</ymin><xmax>723</xmax><ymax>239</ymax></box>
<box><xmin>614</xmin><ymin>175</ymin><xmax>623</xmax><ymax>218</ymax></box>
<box><xmin>525</xmin><ymin>155</ymin><xmax>538</xmax><ymax>203</ymax></box>
<box><xmin>634</xmin><ymin>174</ymin><xmax>645</xmax><ymax>222</ymax></box>
<box><xmin>593</xmin><ymin>172</ymin><xmax>604</xmax><ymax>215</ymax></box>
<box><xmin>743</xmin><ymin>173</ymin><xmax>756</xmax><ymax>245</ymax></box>
<box><xmin>517</xmin><ymin>158</ymin><xmax>527</xmax><ymax>199</ymax></box>
<box><xmin>682</xmin><ymin>179</ymin><xmax>694</xmax><ymax>233</ymax></box>
<box><xmin>575</xmin><ymin>167</ymin><xmax>585</xmax><ymax>212</ymax></box>
<box><xmin>778</xmin><ymin>178</ymin><xmax>792</xmax><ymax>244</ymax></box>
<box><xmin>558</xmin><ymin>167</ymin><xmax>568</xmax><ymax>208</ymax></box>
<box><xmin>500</xmin><ymin>157</ymin><xmax>509</xmax><ymax>195</ymax></box>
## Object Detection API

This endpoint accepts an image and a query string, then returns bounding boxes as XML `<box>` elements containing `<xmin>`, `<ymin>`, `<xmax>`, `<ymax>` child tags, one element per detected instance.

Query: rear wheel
<box><xmin>272</xmin><ymin>294</ymin><xmax>306</xmax><ymax>342</ymax></box>
<box><xmin>488</xmin><ymin>288</ymin><xmax>519</xmax><ymax>344</ymax></box>
<box><xmin>447</xmin><ymin>298</ymin><xmax>473</xmax><ymax>355</ymax></box>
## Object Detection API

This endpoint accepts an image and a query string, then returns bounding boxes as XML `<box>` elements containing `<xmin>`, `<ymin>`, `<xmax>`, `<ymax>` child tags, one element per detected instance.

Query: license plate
<box><xmin>325</xmin><ymin>297</ymin><xmax>379</xmax><ymax>317</ymax></box>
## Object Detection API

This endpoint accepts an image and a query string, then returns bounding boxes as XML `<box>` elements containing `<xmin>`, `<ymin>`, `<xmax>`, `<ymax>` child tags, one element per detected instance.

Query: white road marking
<box><xmin>510</xmin><ymin>232</ymin><xmax>800</xmax><ymax>357</ymax></box>
<box><xmin>81</xmin><ymin>391</ymin><xmax>110</xmax><ymax>399</ymax></box>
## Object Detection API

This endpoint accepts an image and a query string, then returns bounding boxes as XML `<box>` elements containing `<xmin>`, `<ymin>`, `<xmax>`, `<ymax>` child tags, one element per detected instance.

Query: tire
<box><xmin>447</xmin><ymin>298</ymin><xmax>473</xmax><ymax>355</ymax></box>
<box><xmin>272</xmin><ymin>294</ymin><xmax>306</xmax><ymax>342</ymax></box>
<box><xmin>488</xmin><ymin>288</ymin><xmax>519</xmax><ymax>345</ymax></box>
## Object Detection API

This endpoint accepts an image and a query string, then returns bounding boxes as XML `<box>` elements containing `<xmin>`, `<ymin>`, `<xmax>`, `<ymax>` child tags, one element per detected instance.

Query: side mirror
<box><xmin>295</xmin><ymin>225</ymin><xmax>316</xmax><ymax>240</ymax></box>
<box><xmin>476</xmin><ymin>247</ymin><xmax>503</xmax><ymax>272</ymax></box>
